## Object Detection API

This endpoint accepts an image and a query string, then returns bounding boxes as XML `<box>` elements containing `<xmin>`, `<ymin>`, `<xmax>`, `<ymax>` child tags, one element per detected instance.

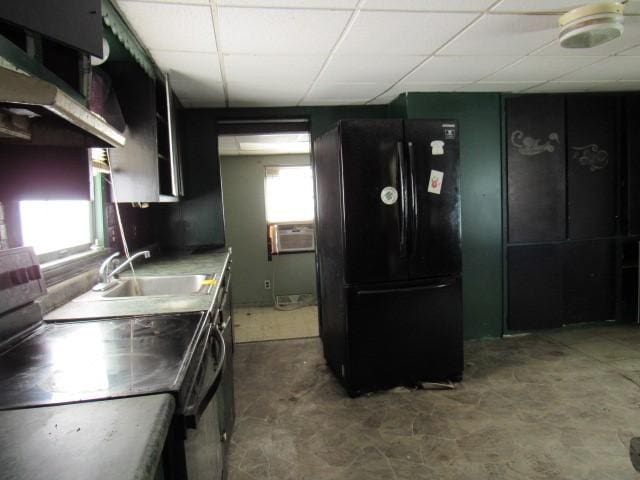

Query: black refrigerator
<box><xmin>313</xmin><ymin>119</ymin><xmax>463</xmax><ymax>397</ymax></box>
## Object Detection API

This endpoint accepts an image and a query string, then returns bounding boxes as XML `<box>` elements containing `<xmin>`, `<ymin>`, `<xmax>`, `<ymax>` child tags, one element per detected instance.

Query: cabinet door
<box><xmin>507</xmin><ymin>244</ymin><xmax>563</xmax><ymax>331</ymax></box>
<box><xmin>563</xmin><ymin>240</ymin><xmax>616</xmax><ymax>324</ymax></box>
<box><xmin>625</xmin><ymin>94</ymin><xmax>640</xmax><ymax>235</ymax></box>
<box><xmin>567</xmin><ymin>95</ymin><xmax>618</xmax><ymax>239</ymax></box>
<box><xmin>106</xmin><ymin>63</ymin><xmax>159</xmax><ymax>203</ymax></box>
<box><xmin>506</xmin><ymin>95</ymin><xmax>566</xmax><ymax>243</ymax></box>
<box><xmin>0</xmin><ymin>0</ymin><xmax>103</xmax><ymax>57</ymax></box>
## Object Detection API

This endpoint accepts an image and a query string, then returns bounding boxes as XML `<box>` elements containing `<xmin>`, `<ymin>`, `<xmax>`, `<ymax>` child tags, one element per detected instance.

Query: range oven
<box><xmin>0</xmin><ymin>246</ymin><xmax>232</xmax><ymax>480</ymax></box>
<box><xmin>172</xmin><ymin>310</ymin><xmax>227</xmax><ymax>480</ymax></box>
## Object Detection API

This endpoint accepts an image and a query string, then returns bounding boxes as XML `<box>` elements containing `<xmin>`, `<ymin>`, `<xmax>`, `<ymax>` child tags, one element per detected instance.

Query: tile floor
<box><xmin>233</xmin><ymin>306</ymin><xmax>319</xmax><ymax>343</ymax></box>
<box><xmin>228</xmin><ymin>324</ymin><xmax>640</xmax><ymax>479</ymax></box>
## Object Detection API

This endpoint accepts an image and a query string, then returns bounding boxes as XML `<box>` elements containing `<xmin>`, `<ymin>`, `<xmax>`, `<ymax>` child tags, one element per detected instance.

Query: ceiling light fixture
<box><xmin>559</xmin><ymin>2</ymin><xmax>624</xmax><ymax>48</ymax></box>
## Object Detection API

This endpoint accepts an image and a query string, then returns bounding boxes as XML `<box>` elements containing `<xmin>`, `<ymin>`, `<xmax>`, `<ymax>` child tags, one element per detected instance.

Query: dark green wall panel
<box><xmin>169</xmin><ymin>97</ymin><xmax>503</xmax><ymax>339</ymax></box>
<box><xmin>405</xmin><ymin>93</ymin><xmax>503</xmax><ymax>339</ymax></box>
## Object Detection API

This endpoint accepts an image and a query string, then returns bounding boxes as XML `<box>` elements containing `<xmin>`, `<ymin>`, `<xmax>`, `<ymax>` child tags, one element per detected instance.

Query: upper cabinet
<box><xmin>566</xmin><ymin>95</ymin><xmax>618</xmax><ymax>239</ymax></box>
<box><xmin>506</xmin><ymin>95</ymin><xmax>566</xmax><ymax>243</ymax></box>
<box><xmin>0</xmin><ymin>0</ymin><xmax>103</xmax><ymax>57</ymax></box>
<box><xmin>625</xmin><ymin>93</ymin><xmax>640</xmax><ymax>235</ymax></box>
<box><xmin>106</xmin><ymin>62</ymin><xmax>183</xmax><ymax>203</ymax></box>
<box><xmin>506</xmin><ymin>93</ymin><xmax>621</xmax><ymax>244</ymax></box>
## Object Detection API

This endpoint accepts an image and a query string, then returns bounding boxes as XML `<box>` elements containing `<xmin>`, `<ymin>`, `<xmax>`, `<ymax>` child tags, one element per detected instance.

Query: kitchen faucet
<box><xmin>93</xmin><ymin>250</ymin><xmax>151</xmax><ymax>291</ymax></box>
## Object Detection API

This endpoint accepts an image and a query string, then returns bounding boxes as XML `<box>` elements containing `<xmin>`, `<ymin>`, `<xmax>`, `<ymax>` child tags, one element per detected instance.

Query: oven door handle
<box><xmin>218</xmin><ymin>291</ymin><xmax>231</xmax><ymax>333</ymax></box>
<box><xmin>184</xmin><ymin>325</ymin><xmax>226</xmax><ymax>429</ymax></box>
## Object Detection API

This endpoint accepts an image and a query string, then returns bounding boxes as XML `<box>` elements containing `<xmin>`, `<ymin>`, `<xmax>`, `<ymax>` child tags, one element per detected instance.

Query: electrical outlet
<box><xmin>264</xmin><ymin>280</ymin><xmax>271</xmax><ymax>290</ymax></box>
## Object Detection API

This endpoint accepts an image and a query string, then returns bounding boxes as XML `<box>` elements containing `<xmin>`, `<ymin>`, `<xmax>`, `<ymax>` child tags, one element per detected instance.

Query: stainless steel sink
<box><xmin>101</xmin><ymin>275</ymin><xmax>212</xmax><ymax>298</ymax></box>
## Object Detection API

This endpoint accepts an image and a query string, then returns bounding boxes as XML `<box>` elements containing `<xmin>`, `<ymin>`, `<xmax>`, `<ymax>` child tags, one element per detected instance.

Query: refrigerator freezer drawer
<box><xmin>343</xmin><ymin>277</ymin><xmax>463</xmax><ymax>397</ymax></box>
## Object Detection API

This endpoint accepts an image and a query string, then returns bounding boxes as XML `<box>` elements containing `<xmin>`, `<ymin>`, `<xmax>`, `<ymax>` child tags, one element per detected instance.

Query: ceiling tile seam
<box><xmin>546</xmin><ymin>58</ymin><xmax>614</xmax><ymax>83</ymax></box>
<box><xmin>469</xmin><ymin>57</ymin><xmax>531</xmax><ymax>85</ymax></box>
<box><xmin>518</xmin><ymin>79</ymin><xmax>635</xmax><ymax>94</ymax></box>
<box><xmin>520</xmin><ymin>81</ymin><xmax>552</xmax><ymax>93</ymax></box>
<box><xmin>211</xmin><ymin>1</ymin><xmax>230</xmax><ymax>107</ymax></box>
<box><xmin>365</xmin><ymin>10</ymin><xmax>486</xmax><ymax>105</ymax></box>
<box><xmin>296</xmin><ymin>0</ymin><xmax>365</xmax><ymax>106</ymax></box>
<box><xmin>469</xmin><ymin>34</ymin><xmax>561</xmax><ymax>85</ymax></box>
<box><xmin>615</xmin><ymin>42</ymin><xmax>640</xmax><ymax>55</ymax></box>
<box><xmin>469</xmin><ymin>30</ymin><xmax>607</xmax><ymax>87</ymax></box>
<box><xmin>215</xmin><ymin>4</ymin><xmax>355</xmax><ymax>11</ymax></box>
<box><xmin>151</xmin><ymin>48</ymin><xmax>218</xmax><ymax>54</ymax></box>
<box><xmin>118</xmin><ymin>0</ymin><xmax>209</xmax><ymax>4</ymax></box>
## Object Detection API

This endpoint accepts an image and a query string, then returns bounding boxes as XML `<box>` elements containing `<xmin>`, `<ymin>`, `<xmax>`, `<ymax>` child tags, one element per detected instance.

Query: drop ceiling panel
<box><xmin>217</xmin><ymin>7</ymin><xmax>351</xmax><ymax>54</ymax></box>
<box><xmin>494</xmin><ymin>2</ymin><xmax>640</xmax><ymax>14</ymax></box>
<box><xmin>404</xmin><ymin>55</ymin><xmax>519</xmax><ymax>82</ymax></box>
<box><xmin>362</xmin><ymin>0</ymin><xmax>496</xmax><ymax>11</ymax></box>
<box><xmin>534</xmin><ymin>17</ymin><xmax>640</xmax><ymax>56</ymax></box>
<box><xmin>172</xmin><ymin>76</ymin><xmax>226</xmax><ymax>107</ymax></box>
<box><xmin>216</xmin><ymin>0</ymin><xmax>358</xmax><ymax>7</ymax></box>
<box><xmin>456</xmin><ymin>81</ymin><xmax>542</xmax><ymax>92</ymax></box>
<box><xmin>627</xmin><ymin>1</ymin><xmax>640</xmax><ymax>15</ymax></box>
<box><xmin>305</xmin><ymin>82</ymin><xmax>388</xmax><ymax>100</ymax></box>
<box><xmin>149</xmin><ymin>50</ymin><xmax>224</xmax><ymax>105</ymax></box>
<box><xmin>606</xmin><ymin>80</ymin><xmax>640</xmax><ymax>90</ymax></box>
<box><xmin>440</xmin><ymin>14</ymin><xmax>557</xmax><ymax>56</ymax></box>
<box><xmin>299</xmin><ymin>98</ymin><xmax>368</xmax><ymax>106</ymax></box>
<box><xmin>152</xmin><ymin>50</ymin><xmax>222</xmax><ymax>82</ymax></box>
<box><xmin>527</xmin><ymin>81</ymin><xmax>616</xmax><ymax>93</ymax></box>
<box><xmin>319</xmin><ymin>55</ymin><xmax>425</xmax><ymax>83</ymax></box>
<box><xmin>491</xmin><ymin>0</ymin><xmax>606</xmax><ymax>13</ymax></box>
<box><xmin>620</xmin><ymin>43</ymin><xmax>640</xmax><ymax>55</ymax></box>
<box><xmin>369</xmin><ymin>82</ymin><xmax>472</xmax><ymax>104</ymax></box>
<box><xmin>118</xmin><ymin>0</ymin><xmax>210</xmax><ymax>3</ymax></box>
<box><xmin>335</xmin><ymin>11</ymin><xmax>478</xmax><ymax>55</ymax></box>
<box><xmin>150</xmin><ymin>51</ymin><xmax>224</xmax><ymax>104</ymax></box>
<box><xmin>224</xmin><ymin>55</ymin><xmax>326</xmax><ymax>83</ymax></box>
<box><xmin>117</xmin><ymin>1</ymin><xmax>216</xmax><ymax>52</ymax></box>
<box><xmin>484</xmin><ymin>55</ymin><xmax>602</xmax><ymax>82</ymax></box>
<box><xmin>227</xmin><ymin>81</ymin><xmax>308</xmax><ymax>106</ymax></box>
<box><xmin>559</xmin><ymin>56</ymin><xmax>640</xmax><ymax>81</ymax></box>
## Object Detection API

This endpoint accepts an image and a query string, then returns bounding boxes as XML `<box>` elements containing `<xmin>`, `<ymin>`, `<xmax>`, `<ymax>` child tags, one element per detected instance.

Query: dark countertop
<box><xmin>44</xmin><ymin>250</ymin><xmax>230</xmax><ymax>321</ymax></box>
<box><xmin>0</xmin><ymin>394</ymin><xmax>175</xmax><ymax>480</ymax></box>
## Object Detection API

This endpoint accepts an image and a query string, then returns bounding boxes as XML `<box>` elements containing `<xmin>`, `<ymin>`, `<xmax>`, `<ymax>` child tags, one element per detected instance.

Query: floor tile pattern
<box><xmin>229</xmin><ymin>325</ymin><xmax>640</xmax><ymax>479</ymax></box>
<box><xmin>233</xmin><ymin>306</ymin><xmax>319</xmax><ymax>343</ymax></box>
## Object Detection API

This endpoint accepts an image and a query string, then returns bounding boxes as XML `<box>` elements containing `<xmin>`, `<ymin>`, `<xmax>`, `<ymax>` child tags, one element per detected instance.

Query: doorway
<box><xmin>218</xmin><ymin>121</ymin><xmax>318</xmax><ymax>342</ymax></box>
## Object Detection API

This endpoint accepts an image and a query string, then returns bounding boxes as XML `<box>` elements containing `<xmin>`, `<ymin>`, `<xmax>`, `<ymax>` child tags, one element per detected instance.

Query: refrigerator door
<box><xmin>404</xmin><ymin>120</ymin><xmax>461</xmax><ymax>279</ymax></box>
<box><xmin>340</xmin><ymin>119</ymin><xmax>408</xmax><ymax>284</ymax></box>
<box><xmin>345</xmin><ymin>276</ymin><xmax>463</xmax><ymax>396</ymax></box>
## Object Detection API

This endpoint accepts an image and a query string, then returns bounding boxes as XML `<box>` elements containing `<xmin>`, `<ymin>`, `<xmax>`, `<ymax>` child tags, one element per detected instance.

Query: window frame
<box><xmin>264</xmin><ymin>164</ymin><xmax>315</xmax><ymax>256</ymax></box>
<box><xmin>263</xmin><ymin>164</ymin><xmax>315</xmax><ymax>225</ymax></box>
<box><xmin>19</xmin><ymin>198</ymin><xmax>96</xmax><ymax>264</ymax></box>
<box><xmin>7</xmin><ymin>172</ymin><xmax>111</xmax><ymax>286</ymax></box>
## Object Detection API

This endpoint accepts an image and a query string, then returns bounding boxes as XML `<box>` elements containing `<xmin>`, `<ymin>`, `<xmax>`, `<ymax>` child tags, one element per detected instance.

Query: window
<box><xmin>264</xmin><ymin>166</ymin><xmax>314</xmax><ymax>223</ymax></box>
<box><xmin>19</xmin><ymin>200</ymin><xmax>93</xmax><ymax>258</ymax></box>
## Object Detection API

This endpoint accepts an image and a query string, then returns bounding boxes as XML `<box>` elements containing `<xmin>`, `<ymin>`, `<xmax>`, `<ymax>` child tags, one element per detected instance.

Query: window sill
<box><xmin>41</xmin><ymin>248</ymin><xmax>112</xmax><ymax>287</ymax></box>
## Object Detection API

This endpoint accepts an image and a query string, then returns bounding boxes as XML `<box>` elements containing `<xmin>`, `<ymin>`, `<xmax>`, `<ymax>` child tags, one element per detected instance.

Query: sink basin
<box><xmin>101</xmin><ymin>275</ymin><xmax>212</xmax><ymax>298</ymax></box>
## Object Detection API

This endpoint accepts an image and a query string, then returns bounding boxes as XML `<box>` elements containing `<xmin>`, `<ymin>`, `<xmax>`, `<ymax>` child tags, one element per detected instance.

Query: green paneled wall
<box><xmin>403</xmin><ymin>93</ymin><xmax>504</xmax><ymax>339</ymax></box>
<box><xmin>170</xmin><ymin>98</ymin><xmax>503</xmax><ymax>338</ymax></box>
<box><xmin>220</xmin><ymin>154</ymin><xmax>316</xmax><ymax>306</ymax></box>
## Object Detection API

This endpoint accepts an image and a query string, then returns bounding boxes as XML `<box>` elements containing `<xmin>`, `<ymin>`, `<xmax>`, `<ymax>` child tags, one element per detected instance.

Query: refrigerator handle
<box><xmin>397</xmin><ymin>141</ymin><xmax>408</xmax><ymax>255</ymax></box>
<box><xmin>408</xmin><ymin>141</ymin><xmax>418</xmax><ymax>254</ymax></box>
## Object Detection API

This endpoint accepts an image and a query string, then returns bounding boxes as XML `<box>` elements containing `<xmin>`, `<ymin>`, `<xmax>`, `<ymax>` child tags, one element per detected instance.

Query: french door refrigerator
<box><xmin>313</xmin><ymin>119</ymin><xmax>462</xmax><ymax>397</ymax></box>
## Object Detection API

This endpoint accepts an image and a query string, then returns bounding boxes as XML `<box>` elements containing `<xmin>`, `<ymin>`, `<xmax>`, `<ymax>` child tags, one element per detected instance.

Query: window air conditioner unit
<box><xmin>271</xmin><ymin>222</ymin><xmax>315</xmax><ymax>253</ymax></box>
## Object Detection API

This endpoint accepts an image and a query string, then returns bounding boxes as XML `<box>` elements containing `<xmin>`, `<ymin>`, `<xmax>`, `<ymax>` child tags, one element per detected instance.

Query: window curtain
<box><xmin>0</xmin><ymin>145</ymin><xmax>91</xmax><ymax>201</ymax></box>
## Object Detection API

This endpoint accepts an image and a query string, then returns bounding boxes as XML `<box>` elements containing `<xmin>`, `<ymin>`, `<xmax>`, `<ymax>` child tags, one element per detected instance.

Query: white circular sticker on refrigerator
<box><xmin>380</xmin><ymin>186</ymin><xmax>398</xmax><ymax>205</ymax></box>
